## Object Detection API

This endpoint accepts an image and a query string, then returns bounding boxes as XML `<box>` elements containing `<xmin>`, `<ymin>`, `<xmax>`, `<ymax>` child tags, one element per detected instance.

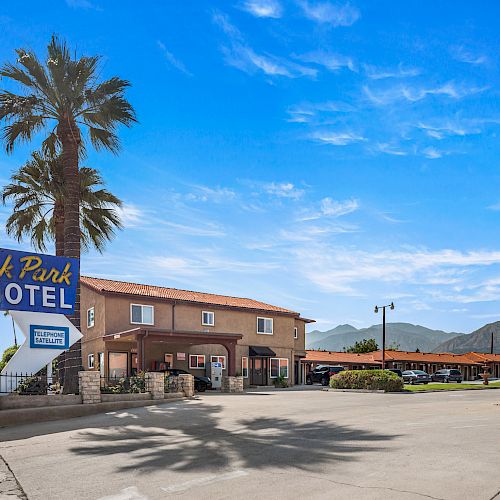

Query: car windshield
<box><xmin>413</xmin><ymin>370</ymin><xmax>427</xmax><ymax>374</ymax></box>
<box><xmin>450</xmin><ymin>370</ymin><xmax>461</xmax><ymax>375</ymax></box>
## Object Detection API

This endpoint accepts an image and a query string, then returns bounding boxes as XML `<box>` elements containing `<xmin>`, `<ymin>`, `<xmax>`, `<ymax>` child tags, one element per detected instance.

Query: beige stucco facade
<box><xmin>81</xmin><ymin>283</ymin><xmax>310</xmax><ymax>386</ymax></box>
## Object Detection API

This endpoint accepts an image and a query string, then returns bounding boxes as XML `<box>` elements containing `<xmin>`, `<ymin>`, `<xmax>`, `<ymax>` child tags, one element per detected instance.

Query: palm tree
<box><xmin>0</xmin><ymin>35</ymin><xmax>136</xmax><ymax>386</ymax></box>
<box><xmin>2</xmin><ymin>151</ymin><xmax>123</xmax><ymax>256</ymax></box>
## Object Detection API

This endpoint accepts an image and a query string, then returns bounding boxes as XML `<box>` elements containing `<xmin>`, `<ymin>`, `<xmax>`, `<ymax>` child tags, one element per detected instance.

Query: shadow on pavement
<box><xmin>63</xmin><ymin>401</ymin><xmax>397</xmax><ymax>473</ymax></box>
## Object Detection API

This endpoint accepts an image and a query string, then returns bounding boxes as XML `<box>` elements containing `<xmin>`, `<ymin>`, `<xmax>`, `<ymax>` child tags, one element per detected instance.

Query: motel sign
<box><xmin>0</xmin><ymin>248</ymin><xmax>79</xmax><ymax>315</ymax></box>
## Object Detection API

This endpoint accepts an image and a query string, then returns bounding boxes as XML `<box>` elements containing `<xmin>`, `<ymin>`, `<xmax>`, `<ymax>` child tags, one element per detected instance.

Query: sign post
<box><xmin>0</xmin><ymin>248</ymin><xmax>81</xmax><ymax>395</ymax></box>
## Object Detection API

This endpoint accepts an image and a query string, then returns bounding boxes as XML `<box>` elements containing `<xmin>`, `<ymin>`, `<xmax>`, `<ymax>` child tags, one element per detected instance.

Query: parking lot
<box><xmin>0</xmin><ymin>389</ymin><xmax>499</xmax><ymax>500</ymax></box>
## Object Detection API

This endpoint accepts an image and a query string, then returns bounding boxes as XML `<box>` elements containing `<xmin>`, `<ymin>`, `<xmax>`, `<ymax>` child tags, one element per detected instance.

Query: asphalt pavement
<box><xmin>0</xmin><ymin>389</ymin><xmax>499</xmax><ymax>500</ymax></box>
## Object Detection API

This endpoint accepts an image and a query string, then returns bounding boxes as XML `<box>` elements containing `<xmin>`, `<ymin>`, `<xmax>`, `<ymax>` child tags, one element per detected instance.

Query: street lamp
<box><xmin>374</xmin><ymin>302</ymin><xmax>395</xmax><ymax>370</ymax></box>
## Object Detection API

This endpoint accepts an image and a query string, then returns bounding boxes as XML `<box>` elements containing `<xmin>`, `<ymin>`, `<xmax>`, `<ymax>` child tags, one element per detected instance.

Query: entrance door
<box><xmin>251</xmin><ymin>357</ymin><xmax>266</xmax><ymax>385</ymax></box>
<box><xmin>294</xmin><ymin>360</ymin><xmax>299</xmax><ymax>385</ymax></box>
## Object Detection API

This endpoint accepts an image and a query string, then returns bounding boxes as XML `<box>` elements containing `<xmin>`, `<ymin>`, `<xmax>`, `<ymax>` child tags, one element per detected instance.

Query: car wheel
<box><xmin>445</xmin><ymin>378</ymin><xmax>450</xmax><ymax>383</ymax></box>
<box><xmin>423</xmin><ymin>382</ymin><xmax>429</xmax><ymax>385</ymax></box>
<box><xmin>198</xmin><ymin>384</ymin><xmax>206</xmax><ymax>393</ymax></box>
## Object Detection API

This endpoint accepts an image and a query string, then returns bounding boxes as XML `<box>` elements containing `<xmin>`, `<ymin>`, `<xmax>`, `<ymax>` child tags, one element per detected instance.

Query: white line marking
<box><xmin>98</xmin><ymin>486</ymin><xmax>149</xmax><ymax>500</ymax></box>
<box><xmin>161</xmin><ymin>470</ymin><xmax>249</xmax><ymax>493</ymax></box>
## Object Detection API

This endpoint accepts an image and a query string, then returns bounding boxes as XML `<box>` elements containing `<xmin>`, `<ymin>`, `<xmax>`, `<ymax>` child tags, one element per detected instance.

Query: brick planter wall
<box><xmin>78</xmin><ymin>371</ymin><xmax>101</xmax><ymax>404</ymax></box>
<box><xmin>145</xmin><ymin>372</ymin><xmax>165</xmax><ymax>400</ymax></box>
<box><xmin>222</xmin><ymin>376</ymin><xmax>244</xmax><ymax>393</ymax></box>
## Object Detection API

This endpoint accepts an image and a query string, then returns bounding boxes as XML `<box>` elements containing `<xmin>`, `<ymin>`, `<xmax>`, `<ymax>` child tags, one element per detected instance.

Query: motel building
<box><xmin>303</xmin><ymin>350</ymin><xmax>500</xmax><ymax>381</ymax></box>
<box><xmin>80</xmin><ymin>276</ymin><xmax>314</xmax><ymax>386</ymax></box>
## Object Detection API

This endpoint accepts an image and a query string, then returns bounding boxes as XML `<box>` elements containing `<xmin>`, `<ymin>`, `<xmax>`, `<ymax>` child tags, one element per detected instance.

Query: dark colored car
<box><xmin>386</xmin><ymin>368</ymin><xmax>403</xmax><ymax>378</ymax></box>
<box><xmin>306</xmin><ymin>365</ymin><xmax>345</xmax><ymax>386</ymax></box>
<box><xmin>166</xmin><ymin>368</ymin><xmax>212</xmax><ymax>392</ymax></box>
<box><xmin>431</xmin><ymin>369</ymin><xmax>463</xmax><ymax>383</ymax></box>
<box><xmin>402</xmin><ymin>370</ymin><xmax>431</xmax><ymax>384</ymax></box>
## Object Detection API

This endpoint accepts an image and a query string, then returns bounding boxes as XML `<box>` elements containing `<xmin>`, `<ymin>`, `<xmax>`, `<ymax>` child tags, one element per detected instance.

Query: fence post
<box><xmin>145</xmin><ymin>372</ymin><xmax>165</xmax><ymax>400</ymax></box>
<box><xmin>222</xmin><ymin>376</ymin><xmax>244</xmax><ymax>393</ymax></box>
<box><xmin>78</xmin><ymin>371</ymin><xmax>101</xmax><ymax>404</ymax></box>
<box><xmin>177</xmin><ymin>374</ymin><xmax>194</xmax><ymax>397</ymax></box>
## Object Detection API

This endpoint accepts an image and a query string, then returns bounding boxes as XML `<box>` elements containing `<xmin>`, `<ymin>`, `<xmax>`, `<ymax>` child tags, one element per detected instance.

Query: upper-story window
<box><xmin>257</xmin><ymin>317</ymin><xmax>273</xmax><ymax>335</ymax></box>
<box><xmin>130</xmin><ymin>304</ymin><xmax>154</xmax><ymax>325</ymax></box>
<box><xmin>87</xmin><ymin>307</ymin><xmax>95</xmax><ymax>328</ymax></box>
<box><xmin>294</xmin><ymin>327</ymin><xmax>298</xmax><ymax>339</ymax></box>
<box><xmin>202</xmin><ymin>311</ymin><xmax>215</xmax><ymax>326</ymax></box>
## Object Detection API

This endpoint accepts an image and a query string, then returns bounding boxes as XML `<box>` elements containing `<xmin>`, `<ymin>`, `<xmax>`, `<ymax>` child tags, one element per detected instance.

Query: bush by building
<box><xmin>329</xmin><ymin>369</ymin><xmax>403</xmax><ymax>392</ymax></box>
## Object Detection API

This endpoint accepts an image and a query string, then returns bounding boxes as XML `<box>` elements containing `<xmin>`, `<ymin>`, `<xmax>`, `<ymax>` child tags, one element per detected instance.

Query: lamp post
<box><xmin>374</xmin><ymin>302</ymin><xmax>394</xmax><ymax>370</ymax></box>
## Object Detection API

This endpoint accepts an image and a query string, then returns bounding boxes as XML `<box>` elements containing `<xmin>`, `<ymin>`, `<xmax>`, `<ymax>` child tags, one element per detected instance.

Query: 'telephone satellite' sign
<box><xmin>30</xmin><ymin>325</ymin><xmax>70</xmax><ymax>349</ymax></box>
<box><xmin>0</xmin><ymin>248</ymin><xmax>79</xmax><ymax>314</ymax></box>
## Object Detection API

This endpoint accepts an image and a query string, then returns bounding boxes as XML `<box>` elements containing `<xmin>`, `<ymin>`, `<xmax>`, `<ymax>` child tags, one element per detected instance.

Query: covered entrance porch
<box><xmin>103</xmin><ymin>328</ymin><xmax>243</xmax><ymax>377</ymax></box>
<box><xmin>248</xmin><ymin>346</ymin><xmax>275</xmax><ymax>386</ymax></box>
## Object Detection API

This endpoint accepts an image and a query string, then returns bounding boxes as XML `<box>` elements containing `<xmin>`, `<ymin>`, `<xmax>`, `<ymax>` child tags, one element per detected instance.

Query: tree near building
<box><xmin>2</xmin><ymin>151</ymin><xmax>123</xmax><ymax>256</ymax></box>
<box><xmin>0</xmin><ymin>345</ymin><xmax>19</xmax><ymax>371</ymax></box>
<box><xmin>344</xmin><ymin>338</ymin><xmax>379</xmax><ymax>353</ymax></box>
<box><xmin>0</xmin><ymin>35</ymin><xmax>136</xmax><ymax>389</ymax></box>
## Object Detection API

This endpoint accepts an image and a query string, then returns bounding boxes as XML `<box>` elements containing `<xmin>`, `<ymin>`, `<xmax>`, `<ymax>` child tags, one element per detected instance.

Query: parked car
<box><xmin>402</xmin><ymin>370</ymin><xmax>431</xmax><ymax>384</ymax></box>
<box><xmin>431</xmin><ymin>369</ymin><xmax>463</xmax><ymax>383</ymax></box>
<box><xmin>165</xmin><ymin>368</ymin><xmax>212</xmax><ymax>392</ymax></box>
<box><xmin>386</xmin><ymin>368</ymin><xmax>403</xmax><ymax>378</ymax></box>
<box><xmin>306</xmin><ymin>365</ymin><xmax>345</xmax><ymax>386</ymax></box>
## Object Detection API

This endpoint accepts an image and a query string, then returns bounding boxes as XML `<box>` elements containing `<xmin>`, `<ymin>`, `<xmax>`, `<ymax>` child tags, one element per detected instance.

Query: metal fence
<box><xmin>100</xmin><ymin>375</ymin><xmax>146</xmax><ymax>394</ymax></box>
<box><xmin>0</xmin><ymin>372</ymin><xmax>66</xmax><ymax>395</ymax></box>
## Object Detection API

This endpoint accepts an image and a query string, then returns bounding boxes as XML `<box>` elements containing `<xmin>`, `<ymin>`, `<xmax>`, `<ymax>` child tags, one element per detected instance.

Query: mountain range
<box><xmin>306</xmin><ymin>322</ymin><xmax>462</xmax><ymax>352</ymax></box>
<box><xmin>433</xmin><ymin>321</ymin><xmax>500</xmax><ymax>354</ymax></box>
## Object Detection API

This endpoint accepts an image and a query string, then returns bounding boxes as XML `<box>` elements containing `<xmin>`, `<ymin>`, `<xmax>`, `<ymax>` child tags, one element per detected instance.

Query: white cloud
<box><xmin>185</xmin><ymin>185</ymin><xmax>237</xmax><ymax>203</ymax></box>
<box><xmin>364</xmin><ymin>63</ymin><xmax>420</xmax><ymax>80</ymax></box>
<box><xmin>157</xmin><ymin>41</ymin><xmax>192</xmax><ymax>76</ymax></box>
<box><xmin>214</xmin><ymin>12</ymin><xmax>316</xmax><ymax>78</ymax></box>
<box><xmin>115</xmin><ymin>204</ymin><xmax>145</xmax><ymax>228</ymax></box>
<box><xmin>286</xmin><ymin>101</ymin><xmax>353</xmax><ymax>123</ymax></box>
<box><xmin>297</xmin><ymin>197</ymin><xmax>359</xmax><ymax>221</ymax></box>
<box><xmin>263</xmin><ymin>182</ymin><xmax>305</xmax><ymax>199</ymax></box>
<box><xmin>297</xmin><ymin>51</ymin><xmax>357</xmax><ymax>72</ymax></box>
<box><xmin>240</xmin><ymin>0</ymin><xmax>283</xmax><ymax>18</ymax></box>
<box><xmin>311</xmin><ymin>131</ymin><xmax>366</xmax><ymax>145</ymax></box>
<box><xmin>452</xmin><ymin>46</ymin><xmax>488</xmax><ymax>65</ymax></box>
<box><xmin>363</xmin><ymin>82</ymin><xmax>488</xmax><ymax>105</ymax></box>
<box><xmin>299</xmin><ymin>1</ymin><xmax>360</xmax><ymax>26</ymax></box>
<box><xmin>416</xmin><ymin>121</ymin><xmax>481</xmax><ymax>140</ymax></box>
<box><xmin>422</xmin><ymin>147</ymin><xmax>444</xmax><ymax>159</ymax></box>
<box><xmin>159</xmin><ymin>221</ymin><xmax>226</xmax><ymax>237</ymax></box>
<box><xmin>375</xmin><ymin>143</ymin><xmax>408</xmax><ymax>156</ymax></box>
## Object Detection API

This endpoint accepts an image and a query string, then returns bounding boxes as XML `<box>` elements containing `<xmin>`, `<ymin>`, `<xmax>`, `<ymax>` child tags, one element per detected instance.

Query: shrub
<box><xmin>273</xmin><ymin>375</ymin><xmax>288</xmax><ymax>388</ymax></box>
<box><xmin>329</xmin><ymin>370</ymin><xmax>403</xmax><ymax>392</ymax></box>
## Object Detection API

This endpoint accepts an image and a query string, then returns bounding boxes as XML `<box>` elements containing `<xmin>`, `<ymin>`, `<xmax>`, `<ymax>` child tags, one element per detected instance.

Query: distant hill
<box><xmin>433</xmin><ymin>321</ymin><xmax>500</xmax><ymax>354</ymax></box>
<box><xmin>307</xmin><ymin>322</ymin><xmax>461</xmax><ymax>352</ymax></box>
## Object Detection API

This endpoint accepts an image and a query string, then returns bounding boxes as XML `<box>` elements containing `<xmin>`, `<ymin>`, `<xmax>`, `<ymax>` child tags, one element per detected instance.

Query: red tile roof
<box><xmin>81</xmin><ymin>276</ymin><xmax>303</xmax><ymax>316</ymax></box>
<box><xmin>304</xmin><ymin>351</ymin><xmax>381</xmax><ymax>365</ymax></box>
<box><xmin>305</xmin><ymin>350</ymin><xmax>500</xmax><ymax>366</ymax></box>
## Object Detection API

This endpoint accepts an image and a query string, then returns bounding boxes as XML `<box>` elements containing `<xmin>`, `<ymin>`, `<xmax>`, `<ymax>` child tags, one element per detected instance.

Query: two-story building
<box><xmin>80</xmin><ymin>276</ymin><xmax>314</xmax><ymax>386</ymax></box>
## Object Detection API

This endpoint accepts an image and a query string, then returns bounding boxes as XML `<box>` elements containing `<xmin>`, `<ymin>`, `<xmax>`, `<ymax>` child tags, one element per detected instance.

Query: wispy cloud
<box><xmin>299</xmin><ymin>1</ymin><xmax>360</xmax><ymax>26</ymax></box>
<box><xmin>363</xmin><ymin>82</ymin><xmax>488</xmax><ymax>105</ymax></box>
<box><xmin>185</xmin><ymin>185</ymin><xmax>237</xmax><ymax>203</ymax></box>
<box><xmin>240</xmin><ymin>0</ymin><xmax>283</xmax><ymax>18</ymax></box>
<box><xmin>375</xmin><ymin>143</ymin><xmax>408</xmax><ymax>156</ymax></box>
<box><xmin>298</xmin><ymin>197</ymin><xmax>359</xmax><ymax>221</ymax></box>
<box><xmin>364</xmin><ymin>63</ymin><xmax>420</xmax><ymax>80</ymax></box>
<box><xmin>263</xmin><ymin>182</ymin><xmax>305</xmax><ymax>199</ymax></box>
<box><xmin>421</xmin><ymin>146</ymin><xmax>446</xmax><ymax>159</ymax></box>
<box><xmin>157</xmin><ymin>41</ymin><xmax>192</xmax><ymax>76</ymax></box>
<box><xmin>297</xmin><ymin>51</ymin><xmax>357</xmax><ymax>72</ymax></box>
<box><xmin>286</xmin><ymin>100</ymin><xmax>354</xmax><ymax>123</ymax></box>
<box><xmin>452</xmin><ymin>46</ymin><xmax>488</xmax><ymax>65</ymax></box>
<box><xmin>311</xmin><ymin>131</ymin><xmax>366</xmax><ymax>145</ymax></box>
<box><xmin>213</xmin><ymin>11</ymin><xmax>316</xmax><ymax>78</ymax></box>
<box><xmin>115</xmin><ymin>204</ymin><xmax>145</xmax><ymax>228</ymax></box>
<box><xmin>416</xmin><ymin>121</ymin><xmax>481</xmax><ymax>140</ymax></box>
<box><xmin>65</xmin><ymin>0</ymin><xmax>101</xmax><ymax>9</ymax></box>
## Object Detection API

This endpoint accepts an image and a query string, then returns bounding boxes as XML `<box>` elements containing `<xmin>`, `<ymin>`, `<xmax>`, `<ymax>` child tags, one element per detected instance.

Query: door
<box><xmin>251</xmin><ymin>357</ymin><xmax>265</xmax><ymax>385</ymax></box>
<box><xmin>294</xmin><ymin>360</ymin><xmax>299</xmax><ymax>385</ymax></box>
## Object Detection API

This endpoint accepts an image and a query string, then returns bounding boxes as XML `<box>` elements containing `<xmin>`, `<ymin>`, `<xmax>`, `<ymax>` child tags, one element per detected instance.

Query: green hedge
<box><xmin>329</xmin><ymin>369</ymin><xmax>404</xmax><ymax>392</ymax></box>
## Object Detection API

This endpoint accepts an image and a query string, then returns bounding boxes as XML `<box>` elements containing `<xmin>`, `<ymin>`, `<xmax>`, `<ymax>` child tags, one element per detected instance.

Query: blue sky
<box><xmin>1</xmin><ymin>1</ymin><xmax>500</xmax><ymax>351</ymax></box>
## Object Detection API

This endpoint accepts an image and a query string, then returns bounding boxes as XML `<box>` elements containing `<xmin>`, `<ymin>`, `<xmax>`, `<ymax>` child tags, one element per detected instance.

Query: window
<box><xmin>87</xmin><ymin>307</ymin><xmax>95</xmax><ymax>328</ymax></box>
<box><xmin>189</xmin><ymin>354</ymin><xmax>205</xmax><ymax>369</ymax></box>
<box><xmin>202</xmin><ymin>311</ymin><xmax>215</xmax><ymax>326</ymax></box>
<box><xmin>108</xmin><ymin>352</ymin><xmax>128</xmax><ymax>378</ymax></box>
<box><xmin>164</xmin><ymin>353</ymin><xmax>174</xmax><ymax>368</ymax></box>
<box><xmin>257</xmin><ymin>317</ymin><xmax>273</xmax><ymax>335</ymax></box>
<box><xmin>130</xmin><ymin>304</ymin><xmax>154</xmax><ymax>325</ymax></box>
<box><xmin>294</xmin><ymin>327</ymin><xmax>298</xmax><ymax>339</ymax></box>
<box><xmin>270</xmin><ymin>358</ymin><xmax>289</xmax><ymax>379</ymax></box>
<box><xmin>88</xmin><ymin>353</ymin><xmax>94</xmax><ymax>369</ymax></box>
<box><xmin>98</xmin><ymin>352</ymin><xmax>104</xmax><ymax>376</ymax></box>
<box><xmin>211</xmin><ymin>355</ymin><xmax>226</xmax><ymax>369</ymax></box>
<box><xmin>242</xmin><ymin>357</ymin><xmax>248</xmax><ymax>378</ymax></box>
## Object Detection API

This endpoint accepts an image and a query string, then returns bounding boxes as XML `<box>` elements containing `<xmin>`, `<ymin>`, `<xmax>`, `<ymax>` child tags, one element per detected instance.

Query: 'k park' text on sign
<box><xmin>0</xmin><ymin>248</ymin><xmax>79</xmax><ymax>314</ymax></box>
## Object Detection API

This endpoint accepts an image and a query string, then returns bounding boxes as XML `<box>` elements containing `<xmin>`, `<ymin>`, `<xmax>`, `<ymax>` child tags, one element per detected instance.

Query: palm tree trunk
<box><xmin>54</xmin><ymin>201</ymin><xmax>65</xmax><ymax>257</ymax></box>
<box><xmin>59</xmin><ymin>117</ymin><xmax>83</xmax><ymax>394</ymax></box>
